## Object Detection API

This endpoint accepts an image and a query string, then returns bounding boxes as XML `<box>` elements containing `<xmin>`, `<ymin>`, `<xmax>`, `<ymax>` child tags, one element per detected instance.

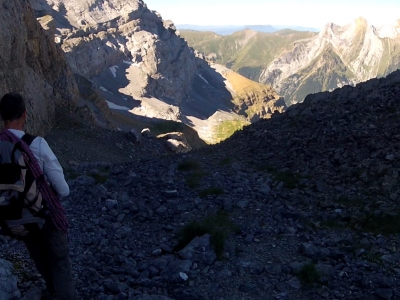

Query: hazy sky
<box><xmin>143</xmin><ymin>0</ymin><xmax>400</xmax><ymax>29</ymax></box>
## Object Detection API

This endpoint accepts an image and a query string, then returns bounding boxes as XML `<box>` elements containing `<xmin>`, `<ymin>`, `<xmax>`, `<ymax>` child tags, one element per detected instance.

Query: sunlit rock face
<box><xmin>0</xmin><ymin>0</ymin><xmax>78</xmax><ymax>135</ymax></box>
<box><xmin>28</xmin><ymin>0</ymin><xmax>197</xmax><ymax>106</ymax></box>
<box><xmin>258</xmin><ymin>17</ymin><xmax>400</xmax><ymax>105</ymax></box>
<box><xmin>27</xmin><ymin>0</ymin><xmax>284</xmax><ymax>143</ymax></box>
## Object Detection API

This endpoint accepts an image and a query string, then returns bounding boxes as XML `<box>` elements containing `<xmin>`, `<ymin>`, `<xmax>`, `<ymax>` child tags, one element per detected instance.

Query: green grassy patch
<box><xmin>88</xmin><ymin>172</ymin><xmax>108</xmax><ymax>184</ymax></box>
<box><xmin>262</xmin><ymin>166</ymin><xmax>307</xmax><ymax>189</ymax></box>
<box><xmin>320</xmin><ymin>219</ymin><xmax>348</xmax><ymax>229</ymax></box>
<box><xmin>332</xmin><ymin>195</ymin><xmax>365</xmax><ymax>208</ymax></box>
<box><xmin>297</xmin><ymin>263</ymin><xmax>320</xmax><ymax>286</ymax></box>
<box><xmin>88</xmin><ymin>167</ymin><xmax>110</xmax><ymax>184</ymax></box>
<box><xmin>178</xmin><ymin>160</ymin><xmax>201</xmax><ymax>171</ymax></box>
<box><xmin>13</xmin><ymin>261</ymin><xmax>36</xmax><ymax>282</ymax></box>
<box><xmin>175</xmin><ymin>211</ymin><xmax>239</xmax><ymax>260</ymax></box>
<box><xmin>391</xmin><ymin>81</ymin><xmax>400</xmax><ymax>87</ymax></box>
<box><xmin>357</xmin><ymin>213</ymin><xmax>400</xmax><ymax>235</ymax></box>
<box><xmin>273</xmin><ymin>171</ymin><xmax>302</xmax><ymax>189</ymax></box>
<box><xmin>219</xmin><ymin>157</ymin><xmax>233</xmax><ymax>166</ymax></box>
<box><xmin>361</xmin><ymin>249</ymin><xmax>383</xmax><ymax>265</ymax></box>
<box><xmin>185</xmin><ymin>170</ymin><xmax>209</xmax><ymax>188</ymax></box>
<box><xmin>65</xmin><ymin>169</ymin><xmax>81</xmax><ymax>180</ymax></box>
<box><xmin>213</xmin><ymin>119</ymin><xmax>249</xmax><ymax>143</ymax></box>
<box><xmin>178</xmin><ymin>160</ymin><xmax>208</xmax><ymax>188</ymax></box>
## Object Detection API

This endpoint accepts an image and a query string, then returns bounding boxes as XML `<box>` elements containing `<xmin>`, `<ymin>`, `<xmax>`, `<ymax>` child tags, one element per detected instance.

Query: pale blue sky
<box><xmin>144</xmin><ymin>0</ymin><xmax>400</xmax><ymax>29</ymax></box>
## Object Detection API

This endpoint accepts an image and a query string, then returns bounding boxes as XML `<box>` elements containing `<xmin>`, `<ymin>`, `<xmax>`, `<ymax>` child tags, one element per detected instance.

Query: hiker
<box><xmin>0</xmin><ymin>92</ymin><xmax>77</xmax><ymax>300</ymax></box>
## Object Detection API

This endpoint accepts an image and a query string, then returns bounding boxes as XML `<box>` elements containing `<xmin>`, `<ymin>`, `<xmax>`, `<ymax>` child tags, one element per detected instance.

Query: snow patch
<box><xmin>124</xmin><ymin>60</ymin><xmax>142</xmax><ymax>66</ymax></box>
<box><xmin>100</xmin><ymin>86</ymin><xmax>112</xmax><ymax>93</ymax></box>
<box><xmin>199</xmin><ymin>74</ymin><xmax>209</xmax><ymax>84</ymax></box>
<box><xmin>106</xmin><ymin>101</ymin><xmax>130</xmax><ymax>110</ymax></box>
<box><xmin>378</xmin><ymin>25</ymin><xmax>397</xmax><ymax>39</ymax></box>
<box><xmin>109</xmin><ymin>65</ymin><xmax>119</xmax><ymax>77</ymax></box>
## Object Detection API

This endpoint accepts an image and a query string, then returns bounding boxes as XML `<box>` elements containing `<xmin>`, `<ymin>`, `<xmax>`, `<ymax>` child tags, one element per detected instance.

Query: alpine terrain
<box><xmin>181</xmin><ymin>18</ymin><xmax>400</xmax><ymax>105</ymax></box>
<box><xmin>0</xmin><ymin>1</ymin><xmax>400</xmax><ymax>300</ymax></box>
<box><xmin>24</xmin><ymin>0</ymin><xmax>285</xmax><ymax>143</ymax></box>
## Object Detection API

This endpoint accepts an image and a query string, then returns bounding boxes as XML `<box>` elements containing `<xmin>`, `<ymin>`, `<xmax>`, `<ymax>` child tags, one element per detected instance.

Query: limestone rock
<box><xmin>211</xmin><ymin>64</ymin><xmax>286</xmax><ymax>122</ymax></box>
<box><xmin>27</xmin><ymin>0</ymin><xmax>283</xmax><ymax>142</ymax></box>
<box><xmin>0</xmin><ymin>0</ymin><xmax>79</xmax><ymax>135</ymax></box>
<box><xmin>28</xmin><ymin>0</ymin><xmax>197</xmax><ymax>106</ymax></box>
<box><xmin>141</xmin><ymin>128</ymin><xmax>152</xmax><ymax>138</ymax></box>
<box><xmin>259</xmin><ymin>18</ymin><xmax>400</xmax><ymax>105</ymax></box>
<box><xmin>158</xmin><ymin>132</ymin><xmax>192</xmax><ymax>153</ymax></box>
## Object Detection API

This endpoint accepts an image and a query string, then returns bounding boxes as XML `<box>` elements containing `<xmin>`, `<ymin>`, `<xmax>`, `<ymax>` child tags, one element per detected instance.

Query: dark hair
<box><xmin>0</xmin><ymin>92</ymin><xmax>26</xmax><ymax>121</ymax></box>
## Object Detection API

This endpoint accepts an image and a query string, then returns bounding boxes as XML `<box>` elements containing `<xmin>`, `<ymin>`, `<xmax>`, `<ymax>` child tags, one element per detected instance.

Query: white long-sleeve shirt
<box><xmin>8</xmin><ymin>129</ymin><xmax>70</xmax><ymax>197</ymax></box>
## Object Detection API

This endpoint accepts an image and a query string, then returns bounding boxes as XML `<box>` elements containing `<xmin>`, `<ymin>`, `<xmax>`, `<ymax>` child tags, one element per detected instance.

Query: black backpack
<box><xmin>0</xmin><ymin>134</ymin><xmax>46</xmax><ymax>237</ymax></box>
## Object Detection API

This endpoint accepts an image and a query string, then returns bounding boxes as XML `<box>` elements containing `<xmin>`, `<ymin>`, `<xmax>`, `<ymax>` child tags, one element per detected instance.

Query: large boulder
<box><xmin>159</xmin><ymin>132</ymin><xmax>192</xmax><ymax>153</ymax></box>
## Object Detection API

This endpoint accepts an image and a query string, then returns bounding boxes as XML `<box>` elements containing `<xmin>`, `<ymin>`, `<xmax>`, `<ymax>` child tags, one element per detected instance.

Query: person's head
<box><xmin>0</xmin><ymin>92</ymin><xmax>27</xmax><ymax>124</ymax></box>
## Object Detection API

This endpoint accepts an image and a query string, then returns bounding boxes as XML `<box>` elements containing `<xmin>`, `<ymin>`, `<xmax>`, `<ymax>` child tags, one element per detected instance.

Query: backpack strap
<box><xmin>18</xmin><ymin>133</ymin><xmax>45</xmax><ymax>182</ymax></box>
<box><xmin>21</xmin><ymin>133</ymin><xmax>36</xmax><ymax>146</ymax></box>
<box><xmin>19</xmin><ymin>134</ymin><xmax>38</xmax><ymax>200</ymax></box>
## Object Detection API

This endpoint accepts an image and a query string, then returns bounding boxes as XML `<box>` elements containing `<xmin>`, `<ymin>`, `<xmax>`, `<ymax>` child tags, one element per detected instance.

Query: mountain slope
<box><xmin>183</xmin><ymin>18</ymin><xmax>400</xmax><ymax>106</ymax></box>
<box><xmin>213</xmin><ymin>65</ymin><xmax>285</xmax><ymax>121</ymax></box>
<box><xmin>2</xmin><ymin>64</ymin><xmax>400</xmax><ymax>300</ymax></box>
<box><xmin>219</xmin><ymin>68</ymin><xmax>400</xmax><ymax>210</ymax></box>
<box><xmin>28</xmin><ymin>0</ymin><xmax>284</xmax><ymax>143</ymax></box>
<box><xmin>176</xmin><ymin>24</ymin><xmax>278</xmax><ymax>35</ymax></box>
<box><xmin>259</xmin><ymin>17</ymin><xmax>400</xmax><ymax>104</ymax></box>
<box><xmin>179</xmin><ymin>29</ymin><xmax>317</xmax><ymax>80</ymax></box>
<box><xmin>267</xmin><ymin>44</ymin><xmax>355</xmax><ymax>104</ymax></box>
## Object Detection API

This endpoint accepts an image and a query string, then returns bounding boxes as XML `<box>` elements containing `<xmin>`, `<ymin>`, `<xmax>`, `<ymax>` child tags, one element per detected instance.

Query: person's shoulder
<box><xmin>30</xmin><ymin>136</ymin><xmax>53</xmax><ymax>153</ymax></box>
<box><xmin>28</xmin><ymin>135</ymin><xmax>46</xmax><ymax>143</ymax></box>
<box><xmin>22</xmin><ymin>133</ymin><xmax>39</xmax><ymax>145</ymax></box>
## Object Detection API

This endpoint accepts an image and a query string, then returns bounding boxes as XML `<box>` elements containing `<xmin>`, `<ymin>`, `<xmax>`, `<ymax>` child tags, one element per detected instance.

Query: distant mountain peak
<box><xmin>354</xmin><ymin>16</ymin><xmax>368</xmax><ymax>26</ymax></box>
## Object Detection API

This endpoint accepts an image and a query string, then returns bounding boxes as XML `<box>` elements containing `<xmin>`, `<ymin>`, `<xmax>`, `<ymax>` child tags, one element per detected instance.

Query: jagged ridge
<box><xmin>182</xmin><ymin>18</ymin><xmax>400</xmax><ymax>106</ymax></box>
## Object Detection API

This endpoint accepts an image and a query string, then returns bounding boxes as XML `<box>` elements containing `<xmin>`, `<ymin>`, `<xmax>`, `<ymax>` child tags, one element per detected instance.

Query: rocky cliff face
<box><xmin>259</xmin><ymin>18</ymin><xmax>400</xmax><ymax>105</ymax></box>
<box><xmin>182</xmin><ymin>18</ymin><xmax>400</xmax><ymax>107</ymax></box>
<box><xmin>27</xmin><ymin>0</ymin><xmax>284</xmax><ymax>143</ymax></box>
<box><xmin>212</xmin><ymin>64</ymin><xmax>286</xmax><ymax>122</ymax></box>
<box><xmin>28</xmin><ymin>0</ymin><xmax>197</xmax><ymax>105</ymax></box>
<box><xmin>0</xmin><ymin>0</ymin><xmax>79</xmax><ymax>135</ymax></box>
